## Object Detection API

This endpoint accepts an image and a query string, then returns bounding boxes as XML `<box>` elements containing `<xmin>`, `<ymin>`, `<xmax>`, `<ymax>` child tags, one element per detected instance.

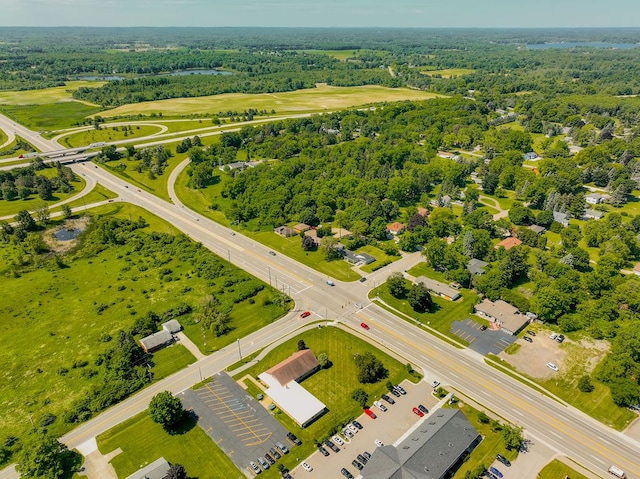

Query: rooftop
<box><xmin>494</xmin><ymin>237</ymin><xmax>522</xmax><ymax>250</ymax></box>
<box><xmin>475</xmin><ymin>299</ymin><xmax>529</xmax><ymax>334</ymax></box>
<box><xmin>126</xmin><ymin>457</ymin><xmax>170</xmax><ymax>479</ymax></box>
<box><xmin>265</xmin><ymin>349</ymin><xmax>319</xmax><ymax>386</ymax></box>
<box><xmin>414</xmin><ymin>276</ymin><xmax>461</xmax><ymax>300</ymax></box>
<box><xmin>139</xmin><ymin>330</ymin><xmax>173</xmax><ymax>352</ymax></box>
<box><xmin>467</xmin><ymin>258</ymin><xmax>488</xmax><ymax>275</ymax></box>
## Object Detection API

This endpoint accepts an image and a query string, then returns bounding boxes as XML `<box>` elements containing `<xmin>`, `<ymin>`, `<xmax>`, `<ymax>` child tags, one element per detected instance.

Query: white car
<box><xmin>343</xmin><ymin>427</ymin><xmax>354</xmax><ymax>438</ymax></box>
<box><xmin>547</xmin><ymin>362</ymin><xmax>559</xmax><ymax>372</ymax></box>
<box><xmin>301</xmin><ymin>462</ymin><xmax>313</xmax><ymax>472</ymax></box>
<box><xmin>549</xmin><ymin>332</ymin><xmax>557</xmax><ymax>340</ymax></box>
<box><xmin>347</xmin><ymin>423</ymin><xmax>359</xmax><ymax>434</ymax></box>
<box><xmin>374</xmin><ymin>439</ymin><xmax>384</xmax><ymax>447</ymax></box>
<box><xmin>373</xmin><ymin>400</ymin><xmax>388</xmax><ymax>412</ymax></box>
<box><xmin>332</xmin><ymin>435</ymin><xmax>345</xmax><ymax>446</ymax></box>
<box><xmin>430</xmin><ymin>380</ymin><xmax>440</xmax><ymax>389</ymax></box>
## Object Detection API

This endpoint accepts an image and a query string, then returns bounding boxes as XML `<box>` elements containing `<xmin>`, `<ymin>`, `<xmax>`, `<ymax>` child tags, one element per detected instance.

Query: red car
<box><xmin>412</xmin><ymin>407</ymin><xmax>424</xmax><ymax>417</ymax></box>
<box><xmin>360</xmin><ymin>322</ymin><xmax>370</xmax><ymax>330</ymax></box>
<box><xmin>300</xmin><ymin>311</ymin><xmax>311</xmax><ymax>318</ymax></box>
<box><xmin>364</xmin><ymin>408</ymin><xmax>377</xmax><ymax>419</ymax></box>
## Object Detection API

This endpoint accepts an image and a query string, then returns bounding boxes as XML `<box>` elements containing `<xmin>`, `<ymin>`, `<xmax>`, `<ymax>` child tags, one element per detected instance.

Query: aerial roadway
<box><xmin>0</xmin><ymin>113</ymin><xmax>638</xmax><ymax>479</ymax></box>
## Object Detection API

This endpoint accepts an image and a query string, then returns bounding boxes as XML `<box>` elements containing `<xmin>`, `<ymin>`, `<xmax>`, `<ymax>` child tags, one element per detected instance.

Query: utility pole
<box><xmin>237</xmin><ymin>339</ymin><xmax>242</xmax><ymax>359</ymax></box>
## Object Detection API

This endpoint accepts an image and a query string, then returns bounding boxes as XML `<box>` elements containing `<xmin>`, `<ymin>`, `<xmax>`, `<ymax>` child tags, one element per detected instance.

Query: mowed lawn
<box><xmin>58</xmin><ymin>124</ymin><xmax>162</xmax><ymax>148</ymax></box>
<box><xmin>234</xmin><ymin>326</ymin><xmax>419</xmax><ymax>477</ymax></box>
<box><xmin>96</xmin><ymin>84</ymin><xmax>444</xmax><ymax>118</ymax></box>
<box><xmin>537</xmin><ymin>460</ymin><xmax>590</xmax><ymax>479</ymax></box>
<box><xmin>97</xmin><ymin>411</ymin><xmax>240</xmax><ymax>479</ymax></box>
<box><xmin>50</xmin><ymin>184</ymin><xmax>118</xmax><ymax>214</ymax></box>
<box><xmin>419</xmin><ymin>68</ymin><xmax>475</xmax><ymax>78</ymax></box>
<box><xmin>0</xmin><ymin>167</ymin><xmax>86</xmax><ymax>218</ymax></box>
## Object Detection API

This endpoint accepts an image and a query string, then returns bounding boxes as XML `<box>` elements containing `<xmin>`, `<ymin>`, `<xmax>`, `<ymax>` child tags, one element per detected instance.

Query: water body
<box><xmin>168</xmin><ymin>69</ymin><xmax>232</xmax><ymax>76</ymax></box>
<box><xmin>54</xmin><ymin>228</ymin><xmax>82</xmax><ymax>241</ymax></box>
<box><xmin>77</xmin><ymin>75</ymin><xmax>125</xmax><ymax>81</ymax></box>
<box><xmin>527</xmin><ymin>42</ymin><xmax>640</xmax><ymax>50</ymax></box>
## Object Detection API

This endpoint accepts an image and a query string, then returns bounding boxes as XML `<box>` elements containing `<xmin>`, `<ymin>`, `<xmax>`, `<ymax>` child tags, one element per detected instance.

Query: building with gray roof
<box><xmin>126</xmin><ymin>457</ymin><xmax>170</xmax><ymax>479</ymax></box>
<box><xmin>361</xmin><ymin>409</ymin><xmax>481</xmax><ymax>479</ymax></box>
<box><xmin>414</xmin><ymin>276</ymin><xmax>461</xmax><ymax>301</ymax></box>
<box><xmin>467</xmin><ymin>258</ymin><xmax>488</xmax><ymax>275</ymax></box>
<box><xmin>139</xmin><ymin>330</ymin><xmax>173</xmax><ymax>353</ymax></box>
<box><xmin>162</xmin><ymin>319</ymin><xmax>182</xmax><ymax>334</ymax></box>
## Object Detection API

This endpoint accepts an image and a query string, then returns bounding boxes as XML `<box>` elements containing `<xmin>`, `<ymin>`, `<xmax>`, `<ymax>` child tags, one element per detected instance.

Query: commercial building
<box><xmin>474</xmin><ymin>299</ymin><xmax>529</xmax><ymax>335</ymax></box>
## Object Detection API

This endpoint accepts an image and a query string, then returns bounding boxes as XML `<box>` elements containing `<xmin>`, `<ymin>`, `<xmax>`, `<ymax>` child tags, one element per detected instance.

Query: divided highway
<box><xmin>0</xmin><ymin>113</ymin><xmax>638</xmax><ymax>479</ymax></box>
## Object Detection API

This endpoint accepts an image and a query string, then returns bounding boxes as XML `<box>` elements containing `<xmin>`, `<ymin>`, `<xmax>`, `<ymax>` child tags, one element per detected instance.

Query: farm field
<box><xmin>0</xmin><ymin>81</ymin><xmax>104</xmax><ymax>105</ymax></box>
<box><xmin>0</xmin><ymin>102</ymin><xmax>102</xmax><ymax>131</ymax></box>
<box><xmin>95</xmin><ymin>84</ymin><xmax>444</xmax><ymax>118</ymax></box>
<box><xmin>420</xmin><ymin>68</ymin><xmax>475</xmax><ymax>78</ymax></box>
<box><xmin>298</xmin><ymin>49</ymin><xmax>362</xmax><ymax>60</ymax></box>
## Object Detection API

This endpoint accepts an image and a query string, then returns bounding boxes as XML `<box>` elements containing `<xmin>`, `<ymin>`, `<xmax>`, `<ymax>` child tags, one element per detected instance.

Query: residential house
<box><xmin>414</xmin><ymin>276</ymin><xmax>461</xmax><ymax>301</ymax></box>
<box><xmin>553</xmin><ymin>211</ymin><xmax>570</xmax><ymax>226</ymax></box>
<box><xmin>293</xmin><ymin>223</ymin><xmax>311</xmax><ymax>233</ymax></box>
<box><xmin>583</xmin><ymin>209</ymin><xmax>605</xmax><ymax>220</ymax></box>
<box><xmin>494</xmin><ymin>237</ymin><xmax>522</xmax><ymax>250</ymax></box>
<box><xmin>274</xmin><ymin>226</ymin><xmax>297</xmax><ymax>238</ymax></box>
<box><xmin>331</xmin><ymin>227</ymin><xmax>352</xmax><ymax>239</ymax></box>
<box><xmin>387</xmin><ymin>222</ymin><xmax>406</xmax><ymax>236</ymax></box>
<box><xmin>218</xmin><ymin>161</ymin><xmax>247</xmax><ymax>172</ymax></box>
<box><xmin>344</xmin><ymin>250</ymin><xmax>376</xmax><ymax>266</ymax></box>
<box><xmin>360</xmin><ymin>409</ymin><xmax>481</xmax><ymax>479</ymax></box>
<box><xmin>586</xmin><ymin>193</ymin><xmax>606</xmax><ymax>205</ymax></box>
<box><xmin>303</xmin><ymin>229</ymin><xmax>321</xmax><ymax>247</ymax></box>
<box><xmin>417</xmin><ymin>207</ymin><xmax>429</xmax><ymax>217</ymax></box>
<box><xmin>467</xmin><ymin>258</ymin><xmax>488</xmax><ymax>276</ymax></box>
<box><xmin>524</xmin><ymin>152</ymin><xmax>539</xmax><ymax>160</ymax></box>
<box><xmin>140</xmin><ymin>330</ymin><xmax>173</xmax><ymax>353</ymax></box>
<box><xmin>126</xmin><ymin>457</ymin><xmax>171</xmax><ymax>479</ymax></box>
<box><xmin>474</xmin><ymin>299</ymin><xmax>530</xmax><ymax>335</ymax></box>
<box><xmin>528</xmin><ymin>225</ymin><xmax>546</xmax><ymax>235</ymax></box>
<box><xmin>162</xmin><ymin>320</ymin><xmax>182</xmax><ymax>334</ymax></box>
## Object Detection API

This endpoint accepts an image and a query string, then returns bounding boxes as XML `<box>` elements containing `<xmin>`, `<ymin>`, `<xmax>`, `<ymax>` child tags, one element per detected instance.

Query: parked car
<box><xmin>360</xmin><ymin>322</ymin><xmax>370</xmax><ymax>330</ymax></box>
<box><xmin>269</xmin><ymin>447</ymin><xmax>281</xmax><ymax>460</ymax></box>
<box><xmin>264</xmin><ymin>453</ymin><xmax>275</xmax><ymax>465</ymax></box>
<box><xmin>282</xmin><ymin>473</ymin><xmax>293</xmax><ymax>479</ymax></box>
<box><xmin>257</xmin><ymin>457</ymin><xmax>269</xmax><ymax>470</ymax></box>
<box><xmin>249</xmin><ymin>461</ymin><xmax>261</xmax><ymax>474</ymax></box>
<box><xmin>549</xmin><ymin>332</ymin><xmax>557</xmax><ymax>340</ymax></box>
<box><xmin>325</xmin><ymin>439</ymin><xmax>340</xmax><ymax>453</ymax></box>
<box><xmin>301</xmin><ymin>462</ymin><xmax>313</xmax><ymax>472</ymax></box>
<box><xmin>394</xmin><ymin>384</ymin><xmax>407</xmax><ymax>395</ymax></box>
<box><xmin>357</xmin><ymin>454</ymin><xmax>368</xmax><ymax>465</ymax></box>
<box><xmin>340</xmin><ymin>468</ymin><xmax>354</xmax><ymax>479</ymax></box>
<box><xmin>556</xmin><ymin>334</ymin><xmax>565</xmax><ymax>343</ymax></box>
<box><xmin>381</xmin><ymin>394</ymin><xmax>395</xmax><ymax>405</ymax></box>
<box><xmin>374</xmin><ymin>439</ymin><xmax>384</xmax><ymax>447</ymax></box>
<box><xmin>275</xmin><ymin>441</ymin><xmax>289</xmax><ymax>454</ymax></box>
<box><xmin>496</xmin><ymin>454</ymin><xmax>511</xmax><ymax>467</ymax></box>
<box><xmin>523</xmin><ymin>336</ymin><xmax>533</xmax><ymax>343</ymax></box>
<box><xmin>300</xmin><ymin>311</ymin><xmax>311</xmax><ymax>318</ymax></box>
<box><xmin>362</xmin><ymin>451</ymin><xmax>372</xmax><ymax>461</ymax></box>
<box><xmin>352</xmin><ymin>420</ymin><xmax>363</xmax><ymax>430</ymax></box>
<box><xmin>343</xmin><ymin>427</ymin><xmax>354</xmax><ymax>438</ymax></box>
<box><xmin>489</xmin><ymin>466</ymin><xmax>503</xmax><ymax>478</ymax></box>
<box><xmin>352</xmin><ymin>460</ymin><xmax>364</xmax><ymax>471</ymax></box>
<box><xmin>332</xmin><ymin>435</ymin><xmax>345</xmax><ymax>446</ymax></box>
<box><xmin>389</xmin><ymin>388</ymin><xmax>401</xmax><ymax>397</ymax></box>
<box><xmin>418</xmin><ymin>404</ymin><xmax>428</xmax><ymax>414</ymax></box>
<box><xmin>527</xmin><ymin>330</ymin><xmax>536</xmax><ymax>336</ymax></box>
<box><xmin>430</xmin><ymin>380</ymin><xmax>440</xmax><ymax>389</ymax></box>
<box><xmin>347</xmin><ymin>423</ymin><xmax>359</xmax><ymax>434</ymax></box>
<box><xmin>373</xmin><ymin>400</ymin><xmax>388</xmax><ymax>412</ymax></box>
<box><xmin>412</xmin><ymin>407</ymin><xmax>424</xmax><ymax>417</ymax></box>
<box><xmin>546</xmin><ymin>362</ymin><xmax>559</xmax><ymax>372</ymax></box>
<box><xmin>287</xmin><ymin>432</ymin><xmax>301</xmax><ymax>445</ymax></box>
<box><xmin>318</xmin><ymin>446</ymin><xmax>330</xmax><ymax>456</ymax></box>
<box><xmin>364</xmin><ymin>408</ymin><xmax>377</xmax><ymax>419</ymax></box>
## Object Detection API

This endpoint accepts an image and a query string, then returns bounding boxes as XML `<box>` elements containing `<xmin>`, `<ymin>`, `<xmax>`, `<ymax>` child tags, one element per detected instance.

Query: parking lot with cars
<box><xmin>451</xmin><ymin>319</ymin><xmax>516</xmax><ymax>355</ymax></box>
<box><xmin>181</xmin><ymin>372</ymin><xmax>300</xmax><ymax>477</ymax></box>
<box><xmin>290</xmin><ymin>380</ymin><xmax>438</xmax><ymax>478</ymax></box>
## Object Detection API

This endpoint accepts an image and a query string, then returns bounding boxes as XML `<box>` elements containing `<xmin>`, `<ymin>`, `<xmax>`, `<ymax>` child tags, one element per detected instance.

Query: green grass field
<box><xmin>0</xmin><ymin>102</ymin><xmax>102</xmax><ymax>131</ymax></box>
<box><xmin>0</xmin><ymin>202</ymin><xmax>286</xmax><ymax>441</ymax></box>
<box><xmin>357</xmin><ymin>244</ymin><xmax>401</xmax><ymax>273</ymax></box>
<box><xmin>298</xmin><ymin>49</ymin><xmax>362</xmax><ymax>60</ymax></box>
<box><xmin>0</xmin><ymin>128</ymin><xmax>7</xmax><ymax>145</ymax></box>
<box><xmin>419</xmin><ymin>68</ymin><xmax>475</xmax><ymax>78</ymax></box>
<box><xmin>96</xmin><ymin>85</ymin><xmax>443</xmax><ymax>118</ymax></box>
<box><xmin>0</xmin><ymin>168</ymin><xmax>86</xmax><ymax>218</ymax></box>
<box><xmin>537</xmin><ymin>459</ymin><xmax>590</xmax><ymax>479</ymax></box>
<box><xmin>0</xmin><ymin>81</ymin><xmax>104</xmax><ymax>105</ymax></box>
<box><xmin>0</xmin><ymin>136</ymin><xmax>39</xmax><ymax>159</ymax></box>
<box><xmin>149</xmin><ymin>344</ymin><xmax>196</xmax><ymax>381</ymax></box>
<box><xmin>58</xmin><ymin>124</ymin><xmax>162</xmax><ymax>148</ymax></box>
<box><xmin>50</xmin><ymin>184</ymin><xmax>118</xmax><ymax>214</ymax></box>
<box><xmin>234</xmin><ymin>326</ymin><xmax>419</xmax><ymax>478</ymax></box>
<box><xmin>97</xmin><ymin>411</ymin><xmax>240</xmax><ymax>479</ymax></box>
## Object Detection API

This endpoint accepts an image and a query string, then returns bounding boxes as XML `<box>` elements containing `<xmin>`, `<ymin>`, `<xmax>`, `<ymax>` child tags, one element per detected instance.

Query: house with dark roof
<box><xmin>140</xmin><ymin>330</ymin><xmax>173</xmax><ymax>353</ymax></box>
<box><xmin>360</xmin><ymin>409</ymin><xmax>481</xmax><ymax>479</ymax></box>
<box><xmin>162</xmin><ymin>320</ymin><xmax>182</xmax><ymax>334</ymax></box>
<box><xmin>414</xmin><ymin>276</ymin><xmax>461</xmax><ymax>301</ymax></box>
<box><xmin>475</xmin><ymin>299</ymin><xmax>530</xmax><ymax>335</ymax></box>
<box><xmin>126</xmin><ymin>457</ymin><xmax>171</xmax><ymax>479</ymax></box>
<box><xmin>494</xmin><ymin>237</ymin><xmax>522</xmax><ymax>250</ymax></box>
<box><xmin>344</xmin><ymin>250</ymin><xmax>376</xmax><ymax>266</ymax></box>
<box><xmin>274</xmin><ymin>226</ymin><xmax>297</xmax><ymax>237</ymax></box>
<box><xmin>467</xmin><ymin>258</ymin><xmax>488</xmax><ymax>275</ymax></box>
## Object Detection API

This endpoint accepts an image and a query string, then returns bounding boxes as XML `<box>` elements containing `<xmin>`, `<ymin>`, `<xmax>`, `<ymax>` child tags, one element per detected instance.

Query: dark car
<box><xmin>489</xmin><ymin>466</ymin><xmax>503</xmax><ymax>478</ymax></box>
<box><xmin>325</xmin><ymin>439</ymin><xmax>340</xmax><ymax>453</ymax></box>
<box><xmin>480</xmin><ymin>325</ymin><xmax>487</xmax><ymax>331</ymax></box>
<box><xmin>286</xmin><ymin>432</ymin><xmax>301</xmax><ymax>445</ymax></box>
<box><xmin>389</xmin><ymin>388</ymin><xmax>401</xmax><ymax>398</ymax></box>
<box><xmin>556</xmin><ymin>334</ymin><xmax>565</xmax><ymax>343</ymax></box>
<box><xmin>526</xmin><ymin>330</ymin><xmax>536</xmax><ymax>336</ymax></box>
<box><xmin>341</xmin><ymin>468</ymin><xmax>354</xmax><ymax>479</ymax></box>
<box><xmin>418</xmin><ymin>404</ymin><xmax>428</xmax><ymax>414</ymax></box>
<box><xmin>269</xmin><ymin>447</ymin><xmax>281</xmax><ymax>460</ymax></box>
<box><xmin>282</xmin><ymin>473</ymin><xmax>293</xmax><ymax>479</ymax></box>
<box><xmin>352</xmin><ymin>460</ymin><xmax>364</xmax><ymax>471</ymax></box>
<box><xmin>352</xmin><ymin>420</ymin><xmax>363</xmax><ymax>430</ymax></box>
<box><xmin>359</xmin><ymin>277</ymin><xmax>367</xmax><ymax>282</ymax></box>
<box><xmin>362</xmin><ymin>451</ymin><xmax>372</xmax><ymax>461</ymax></box>
<box><xmin>394</xmin><ymin>384</ymin><xmax>407</xmax><ymax>395</ymax></box>
<box><xmin>318</xmin><ymin>445</ymin><xmax>330</xmax><ymax>456</ymax></box>
<box><xmin>264</xmin><ymin>453</ymin><xmax>275</xmax><ymax>465</ymax></box>
<box><xmin>381</xmin><ymin>394</ymin><xmax>396</xmax><ymax>405</ymax></box>
<box><xmin>357</xmin><ymin>454</ymin><xmax>368</xmax><ymax>465</ymax></box>
<box><xmin>523</xmin><ymin>336</ymin><xmax>533</xmax><ymax>343</ymax></box>
<box><xmin>496</xmin><ymin>454</ymin><xmax>511</xmax><ymax>467</ymax></box>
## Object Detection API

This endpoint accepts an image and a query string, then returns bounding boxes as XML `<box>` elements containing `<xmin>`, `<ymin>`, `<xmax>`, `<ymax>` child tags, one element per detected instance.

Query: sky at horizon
<box><xmin>1</xmin><ymin>0</ymin><xmax>639</xmax><ymax>28</ymax></box>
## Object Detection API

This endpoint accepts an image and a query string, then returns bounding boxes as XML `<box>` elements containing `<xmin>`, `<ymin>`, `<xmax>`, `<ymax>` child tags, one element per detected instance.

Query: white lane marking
<box><xmin>590</xmin><ymin>455</ymin><xmax>605</xmax><ymax>465</ymax></box>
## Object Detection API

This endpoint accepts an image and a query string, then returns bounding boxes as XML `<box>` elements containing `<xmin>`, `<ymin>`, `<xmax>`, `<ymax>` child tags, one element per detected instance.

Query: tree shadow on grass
<box><xmin>166</xmin><ymin>410</ymin><xmax>199</xmax><ymax>436</ymax></box>
<box><xmin>62</xmin><ymin>449</ymin><xmax>84</xmax><ymax>479</ymax></box>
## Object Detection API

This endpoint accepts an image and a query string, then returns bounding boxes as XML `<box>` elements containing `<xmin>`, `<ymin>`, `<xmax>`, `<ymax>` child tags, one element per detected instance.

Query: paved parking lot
<box><xmin>180</xmin><ymin>371</ymin><xmax>293</xmax><ymax>477</ymax></box>
<box><xmin>451</xmin><ymin>318</ymin><xmax>516</xmax><ymax>355</ymax></box>
<box><xmin>291</xmin><ymin>380</ymin><xmax>438</xmax><ymax>478</ymax></box>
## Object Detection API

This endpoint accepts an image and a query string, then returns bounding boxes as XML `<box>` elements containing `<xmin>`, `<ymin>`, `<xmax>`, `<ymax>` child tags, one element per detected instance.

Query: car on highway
<box><xmin>352</xmin><ymin>420</ymin><xmax>363</xmax><ymax>430</ymax></box>
<box><xmin>318</xmin><ymin>445</ymin><xmax>330</xmax><ymax>456</ymax></box>
<box><xmin>523</xmin><ymin>336</ymin><xmax>533</xmax><ymax>343</ymax></box>
<box><xmin>347</xmin><ymin>423</ymin><xmax>359</xmax><ymax>434</ymax></box>
<box><xmin>496</xmin><ymin>454</ymin><xmax>511</xmax><ymax>467</ymax></box>
<box><xmin>340</xmin><ymin>468</ymin><xmax>354</xmax><ymax>479</ymax></box>
<box><xmin>269</xmin><ymin>251</ymin><xmax>276</xmax><ymax>256</ymax></box>
<box><xmin>546</xmin><ymin>362</ymin><xmax>559</xmax><ymax>372</ymax></box>
<box><xmin>301</xmin><ymin>462</ymin><xmax>313</xmax><ymax>472</ymax></box>
<box><xmin>364</xmin><ymin>408</ymin><xmax>377</xmax><ymax>419</ymax></box>
<box><xmin>526</xmin><ymin>330</ymin><xmax>536</xmax><ymax>336</ymax></box>
<box><xmin>489</xmin><ymin>466</ymin><xmax>503</xmax><ymax>478</ymax></box>
<box><xmin>332</xmin><ymin>435</ymin><xmax>345</xmax><ymax>446</ymax></box>
<box><xmin>352</xmin><ymin>459</ymin><xmax>364</xmax><ymax>471</ymax></box>
<box><xmin>394</xmin><ymin>384</ymin><xmax>407</xmax><ymax>395</ymax></box>
<box><xmin>381</xmin><ymin>393</ymin><xmax>395</xmax><ymax>405</ymax></box>
<box><xmin>325</xmin><ymin>439</ymin><xmax>340</xmax><ymax>453</ymax></box>
<box><xmin>360</xmin><ymin>322</ymin><xmax>370</xmax><ymax>330</ymax></box>
<box><xmin>418</xmin><ymin>404</ymin><xmax>428</xmax><ymax>414</ymax></box>
<box><xmin>374</xmin><ymin>439</ymin><xmax>384</xmax><ymax>447</ymax></box>
<box><xmin>373</xmin><ymin>400</ymin><xmax>387</xmax><ymax>412</ymax></box>
<box><xmin>287</xmin><ymin>432</ymin><xmax>301</xmax><ymax>445</ymax></box>
<box><xmin>357</xmin><ymin>454</ymin><xmax>368</xmax><ymax>465</ymax></box>
<box><xmin>300</xmin><ymin>311</ymin><xmax>311</xmax><ymax>318</ymax></box>
<box><xmin>412</xmin><ymin>407</ymin><xmax>424</xmax><ymax>417</ymax></box>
